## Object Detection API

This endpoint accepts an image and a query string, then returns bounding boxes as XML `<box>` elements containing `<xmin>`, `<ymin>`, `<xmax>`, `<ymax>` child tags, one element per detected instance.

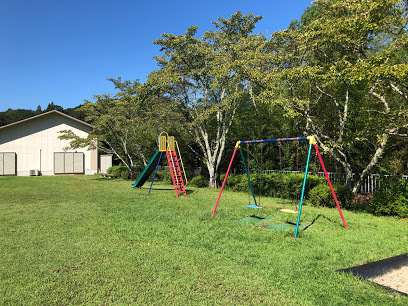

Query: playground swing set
<box><xmin>131</xmin><ymin>132</ymin><xmax>188</xmax><ymax>198</ymax></box>
<box><xmin>211</xmin><ymin>136</ymin><xmax>348</xmax><ymax>238</ymax></box>
<box><xmin>243</xmin><ymin>139</ymin><xmax>301</xmax><ymax>213</ymax></box>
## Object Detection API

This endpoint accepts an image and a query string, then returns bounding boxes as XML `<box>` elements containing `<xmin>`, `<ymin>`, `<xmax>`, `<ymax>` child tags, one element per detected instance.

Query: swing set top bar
<box><xmin>238</xmin><ymin>136</ymin><xmax>314</xmax><ymax>146</ymax></box>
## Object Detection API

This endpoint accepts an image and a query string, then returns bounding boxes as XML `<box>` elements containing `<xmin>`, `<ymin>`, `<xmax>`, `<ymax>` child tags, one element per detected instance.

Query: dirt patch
<box><xmin>339</xmin><ymin>253</ymin><xmax>408</xmax><ymax>295</ymax></box>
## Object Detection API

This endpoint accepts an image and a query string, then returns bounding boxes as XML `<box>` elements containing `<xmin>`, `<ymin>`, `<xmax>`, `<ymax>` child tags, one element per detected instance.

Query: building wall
<box><xmin>0</xmin><ymin>112</ymin><xmax>97</xmax><ymax>176</ymax></box>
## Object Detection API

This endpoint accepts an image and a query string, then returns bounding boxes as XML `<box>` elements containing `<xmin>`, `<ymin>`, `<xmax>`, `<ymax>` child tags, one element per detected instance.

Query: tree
<box><xmin>58</xmin><ymin>78</ymin><xmax>169</xmax><ymax>178</ymax></box>
<box><xmin>255</xmin><ymin>0</ymin><xmax>408</xmax><ymax>193</ymax></box>
<box><xmin>35</xmin><ymin>105</ymin><xmax>42</xmax><ymax>114</ymax></box>
<box><xmin>0</xmin><ymin>108</ymin><xmax>35</xmax><ymax>127</ymax></box>
<box><xmin>149</xmin><ymin>11</ymin><xmax>266</xmax><ymax>188</ymax></box>
<box><xmin>0</xmin><ymin>105</ymin><xmax>86</xmax><ymax>127</ymax></box>
<box><xmin>45</xmin><ymin>102</ymin><xmax>64</xmax><ymax>112</ymax></box>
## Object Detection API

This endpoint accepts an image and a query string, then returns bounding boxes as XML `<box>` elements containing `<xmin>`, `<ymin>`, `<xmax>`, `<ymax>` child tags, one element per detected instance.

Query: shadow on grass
<box><xmin>301</xmin><ymin>214</ymin><xmax>341</xmax><ymax>232</ymax></box>
<box><xmin>147</xmin><ymin>188</ymin><xmax>196</xmax><ymax>195</ymax></box>
<box><xmin>258</xmin><ymin>214</ymin><xmax>346</xmax><ymax>232</ymax></box>
<box><xmin>129</xmin><ymin>186</ymin><xmax>197</xmax><ymax>196</ymax></box>
<box><xmin>339</xmin><ymin>253</ymin><xmax>408</xmax><ymax>279</ymax></box>
<box><xmin>338</xmin><ymin>253</ymin><xmax>408</xmax><ymax>296</ymax></box>
<box><xmin>92</xmin><ymin>178</ymin><xmax>120</xmax><ymax>181</ymax></box>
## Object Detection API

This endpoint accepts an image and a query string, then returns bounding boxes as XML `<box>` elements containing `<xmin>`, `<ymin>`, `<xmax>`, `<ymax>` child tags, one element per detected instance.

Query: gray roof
<box><xmin>0</xmin><ymin>110</ymin><xmax>92</xmax><ymax>130</ymax></box>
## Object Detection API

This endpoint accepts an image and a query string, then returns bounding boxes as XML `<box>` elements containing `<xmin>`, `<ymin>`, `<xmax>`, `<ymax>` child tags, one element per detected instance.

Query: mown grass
<box><xmin>0</xmin><ymin>175</ymin><xmax>407</xmax><ymax>304</ymax></box>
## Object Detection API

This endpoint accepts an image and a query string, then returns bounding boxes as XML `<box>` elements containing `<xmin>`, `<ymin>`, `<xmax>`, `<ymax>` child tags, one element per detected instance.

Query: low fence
<box><xmin>258</xmin><ymin>170</ymin><xmax>408</xmax><ymax>194</ymax></box>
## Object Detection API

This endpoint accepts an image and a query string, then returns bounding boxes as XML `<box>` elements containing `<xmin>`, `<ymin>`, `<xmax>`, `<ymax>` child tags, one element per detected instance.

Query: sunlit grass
<box><xmin>0</xmin><ymin>175</ymin><xmax>407</xmax><ymax>304</ymax></box>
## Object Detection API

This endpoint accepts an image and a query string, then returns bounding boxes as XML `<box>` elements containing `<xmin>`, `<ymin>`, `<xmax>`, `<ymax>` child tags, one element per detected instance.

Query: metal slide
<box><xmin>131</xmin><ymin>149</ymin><xmax>161</xmax><ymax>188</ymax></box>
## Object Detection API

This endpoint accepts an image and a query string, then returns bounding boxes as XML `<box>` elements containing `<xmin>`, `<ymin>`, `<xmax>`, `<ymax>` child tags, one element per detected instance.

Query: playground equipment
<box><xmin>131</xmin><ymin>132</ymin><xmax>187</xmax><ymax>197</ymax></box>
<box><xmin>244</xmin><ymin>139</ymin><xmax>300</xmax><ymax>212</ymax></box>
<box><xmin>211</xmin><ymin>136</ymin><xmax>348</xmax><ymax>238</ymax></box>
<box><xmin>277</xmin><ymin>139</ymin><xmax>301</xmax><ymax>213</ymax></box>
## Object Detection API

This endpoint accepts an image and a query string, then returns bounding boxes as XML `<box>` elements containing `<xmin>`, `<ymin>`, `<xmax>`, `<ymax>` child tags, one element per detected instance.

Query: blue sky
<box><xmin>0</xmin><ymin>0</ymin><xmax>312</xmax><ymax>111</ymax></box>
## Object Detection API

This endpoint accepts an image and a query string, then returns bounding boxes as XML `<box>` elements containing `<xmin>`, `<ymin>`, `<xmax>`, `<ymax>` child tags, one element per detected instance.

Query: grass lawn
<box><xmin>0</xmin><ymin>175</ymin><xmax>407</xmax><ymax>304</ymax></box>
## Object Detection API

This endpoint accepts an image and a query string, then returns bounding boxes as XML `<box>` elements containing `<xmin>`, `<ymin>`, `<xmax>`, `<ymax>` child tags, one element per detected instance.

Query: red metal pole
<box><xmin>314</xmin><ymin>144</ymin><xmax>348</xmax><ymax>229</ymax></box>
<box><xmin>211</xmin><ymin>144</ymin><xmax>239</xmax><ymax>217</ymax></box>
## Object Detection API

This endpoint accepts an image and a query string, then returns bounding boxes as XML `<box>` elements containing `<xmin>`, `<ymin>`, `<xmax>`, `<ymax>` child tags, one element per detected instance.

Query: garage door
<box><xmin>100</xmin><ymin>154</ymin><xmax>112</xmax><ymax>174</ymax></box>
<box><xmin>73</xmin><ymin>153</ymin><xmax>84</xmax><ymax>173</ymax></box>
<box><xmin>0</xmin><ymin>153</ymin><xmax>17</xmax><ymax>176</ymax></box>
<box><xmin>54</xmin><ymin>152</ymin><xmax>84</xmax><ymax>174</ymax></box>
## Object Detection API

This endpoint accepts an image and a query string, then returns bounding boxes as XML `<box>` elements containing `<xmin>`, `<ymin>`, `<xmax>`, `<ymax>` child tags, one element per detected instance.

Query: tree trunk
<box><xmin>208</xmin><ymin>167</ymin><xmax>217</xmax><ymax>189</ymax></box>
<box><xmin>352</xmin><ymin>133</ymin><xmax>389</xmax><ymax>194</ymax></box>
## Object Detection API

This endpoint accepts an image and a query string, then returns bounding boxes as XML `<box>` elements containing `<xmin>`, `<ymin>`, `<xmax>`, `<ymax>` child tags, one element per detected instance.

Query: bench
<box><xmin>100</xmin><ymin>173</ymin><xmax>118</xmax><ymax>178</ymax></box>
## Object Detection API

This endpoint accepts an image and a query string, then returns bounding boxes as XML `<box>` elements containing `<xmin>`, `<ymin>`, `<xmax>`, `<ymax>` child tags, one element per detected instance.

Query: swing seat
<box><xmin>280</xmin><ymin>208</ymin><xmax>298</xmax><ymax>214</ymax></box>
<box><xmin>247</xmin><ymin>205</ymin><xmax>262</xmax><ymax>209</ymax></box>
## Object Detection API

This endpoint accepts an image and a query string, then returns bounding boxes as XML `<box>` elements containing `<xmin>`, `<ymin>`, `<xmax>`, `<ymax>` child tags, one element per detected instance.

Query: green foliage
<box><xmin>154</xmin><ymin>169</ymin><xmax>193</xmax><ymax>185</ymax></box>
<box><xmin>58</xmin><ymin>78</ymin><xmax>170</xmax><ymax>179</ymax></box>
<box><xmin>0</xmin><ymin>105</ymin><xmax>84</xmax><ymax>127</ymax></box>
<box><xmin>309</xmin><ymin>184</ymin><xmax>333</xmax><ymax>207</ymax></box>
<box><xmin>220</xmin><ymin>172</ymin><xmax>326</xmax><ymax>199</ymax></box>
<box><xmin>309</xmin><ymin>184</ymin><xmax>353</xmax><ymax>208</ymax></box>
<box><xmin>154</xmin><ymin>169</ymin><xmax>173</xmax><ymax>184</ymax></box>
<box><xmin>189</xmin><ymin>175</ymin><xmax>208</xmax><ymax>188</ymax></box>
<box><xmin>253</xmin><ymin>0</ymin><xmax>408</xmax><ymax>192</ymax></box>
<box><xmin>0</xmin><ymin>109</ymin><xmax>36</xmax><ymax>127</ymax></box>
<box><xmin>107</xmin><ymin>165</ymin><xmax>129</xmax><ymax>179</ymax></box>
<box><xmin>120</xmin><ymin>168</ymin><xmax>130</xmax><ymax>180</ymax></box>
<box><xmin>129</xmin><ymin>165</ymin><xmax>144</xmax><ymax>179</ymax></box>
<box><xmin>150</xmin><ymin>11</ymin><xmax>267</xmax><ymax>188</ymax></box>
<box><xmin>335</xmin><ymin>184</ymin><xmax>354</xmax><ymax>208</ymax></box>
<box><xmin>370</xmin><ymin>179</ymin><xmax>408</xmax><ymax>218</ymax></box>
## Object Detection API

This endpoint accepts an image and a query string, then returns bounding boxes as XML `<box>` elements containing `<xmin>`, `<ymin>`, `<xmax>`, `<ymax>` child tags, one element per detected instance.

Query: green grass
<box><xmin>0</xmin><ymin>175</ymin><xmax>407</xmax><ymax>304</ymax></box>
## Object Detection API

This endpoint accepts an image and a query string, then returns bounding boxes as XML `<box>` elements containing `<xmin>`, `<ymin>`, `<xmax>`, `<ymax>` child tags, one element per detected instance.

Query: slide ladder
<box><xmin>166</xmin><ymin>149</ymin><xmax>187</xmax><ymax>197</ymax></box>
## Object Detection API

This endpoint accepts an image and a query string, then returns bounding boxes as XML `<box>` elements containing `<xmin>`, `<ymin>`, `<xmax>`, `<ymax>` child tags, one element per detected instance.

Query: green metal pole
<box><xmin>239</xmin><ymin>148</ymin><xmax>258</xmax><ymax>207</ymax></box>
<box><xmin>294</xmin><ymin>142</ymin><xmax>313</xmax><ymax>238</ymax></box>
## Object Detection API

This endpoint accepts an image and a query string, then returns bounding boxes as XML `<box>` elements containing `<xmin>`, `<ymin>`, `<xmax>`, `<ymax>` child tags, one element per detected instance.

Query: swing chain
<box><xmin>247</xmin><ymin>142</ymin><xmax>250</xmax><ymax>205</ymax></box>
<box><xmin>295</xmin><ymin>140</ymin><xmax>299</xmax><ymax>210</ymax></box>
<box><xmin>278</xmin><ymin>141</ymin><xmax>285</xmax><ymax>209</ymax></box>
<box><xmin>259</xmin><ymin>142</ymin><xmax>264</xmax><ymax>206</ymax></box>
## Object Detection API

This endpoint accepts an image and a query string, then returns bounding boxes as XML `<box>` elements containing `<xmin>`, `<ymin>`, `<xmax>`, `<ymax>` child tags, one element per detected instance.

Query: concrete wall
<box><xmin>0</xmin><ymin>112</ymin><xmax>98</xmax><ymax>176</ymax></box>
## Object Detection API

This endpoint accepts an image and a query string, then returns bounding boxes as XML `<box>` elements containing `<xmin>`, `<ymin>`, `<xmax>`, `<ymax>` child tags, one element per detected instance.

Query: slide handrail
<box><xmin>175</xmin><ymin>141</ymin><xmax>188</xmax><ymax>186</ymax></box>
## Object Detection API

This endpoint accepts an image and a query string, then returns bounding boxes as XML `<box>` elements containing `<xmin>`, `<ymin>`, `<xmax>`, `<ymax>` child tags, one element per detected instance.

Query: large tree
<box><xmin>255</xmin><ymin>0</ymin><xmax>408</xmax><ymax>193</ymax></box>
<box><xmin>59</xmin><ymin>78</ymin><xmax>172</xmax><ymax>178</ymax></box>
<box><xmin>149</xmin><ymin>11</ymin><xmax>267</xmax><ymax>188</ymax></box>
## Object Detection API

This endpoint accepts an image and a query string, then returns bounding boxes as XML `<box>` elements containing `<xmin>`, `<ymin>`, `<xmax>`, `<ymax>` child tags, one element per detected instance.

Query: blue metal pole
<box><xmin>148</xmin><ymin>151</ymin><xmax>163</xmax><ymax>195</ymax></box>
<box><xmin>294</xmin><ymin>142</ymin><xmax>313</xmax><ymax>238</ymax></box>
<box><xmin>240</xmin><ymin>137</ymin><xmax>308</xmax><ymax>145</ymax></box>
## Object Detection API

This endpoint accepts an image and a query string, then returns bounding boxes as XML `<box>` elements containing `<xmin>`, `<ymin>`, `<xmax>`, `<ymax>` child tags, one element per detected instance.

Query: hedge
<box><xmin>219</xmin><ymin>172</ymin><xmax>327</xmax><ymax>199</ymax></box>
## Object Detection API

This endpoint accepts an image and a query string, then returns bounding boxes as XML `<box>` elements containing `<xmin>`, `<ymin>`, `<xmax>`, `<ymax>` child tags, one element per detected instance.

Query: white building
<box><xmin>0</xmin><ymin>110</ymin><xmax>98</xmax><ymax>176</ymax></box>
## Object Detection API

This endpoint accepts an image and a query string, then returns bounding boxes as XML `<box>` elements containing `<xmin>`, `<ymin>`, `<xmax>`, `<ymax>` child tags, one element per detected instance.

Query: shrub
<box><xmin>120</xmin><ymin>168</ymin><xmax>130</xmax><ymax>180</ymax></box>
<box><xmin>309</xmin><ymin>183</ymin><xmax>353</xmax><ymax>208</ymax></box>
<box><xmin>130</xmin><ymin>165</ymin><xmax>144</xmax><ymax>179</ymax></box>
<box><xmin>219</xmin><ymin>173</ymin><xmax>226</xmax><ymax>185</ymax></box>
<box><xmin>352</xmin><ymin>193</ymin><xmax>373</xmax><ymax>208</ymax></box>
<box><xmin>154</xmin><ymin>169</ymin><xmax>173</xmax><ymax>184</ymax></box>
<box><xmin>106</xmin><ymin>165</ymin><xmax>129</xmax><ymax>180</ymax></box>
<box><xmin>334</xmin><ymin>184</ymin><xmax>354</xmax><ymax>208</ymax></box>
<box><xmin>370</xmin><ymin>179</ymin><xmax>408</xmax><ymax>218</ymax></box>
<box><xmin>218</xmin><ymin>172</ymin><xmax>327</xmax><ymax>199</ymax></box>
<box><xmin>304</xmin><ymin>175</ymin><xmax>327</xmax><ymax>197</ymax></box>
<box><xmin>106</xmin><ymin>166</ymin><xmax>115</xmax><ymax>174</ymax></box>
<box><xmin>309</xmin><ymin>184</ymin><xmax>333</xmax><ymax>207</ymax></box>
<box><xmin>189</xmin><ymin>175</ymin><xmax>208</xmax><ymax>188</ymax></box>
<box><xmin>221</xmin><ymin>173</ymin><xmax>241</xmax><ymax>190</ymax></box>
